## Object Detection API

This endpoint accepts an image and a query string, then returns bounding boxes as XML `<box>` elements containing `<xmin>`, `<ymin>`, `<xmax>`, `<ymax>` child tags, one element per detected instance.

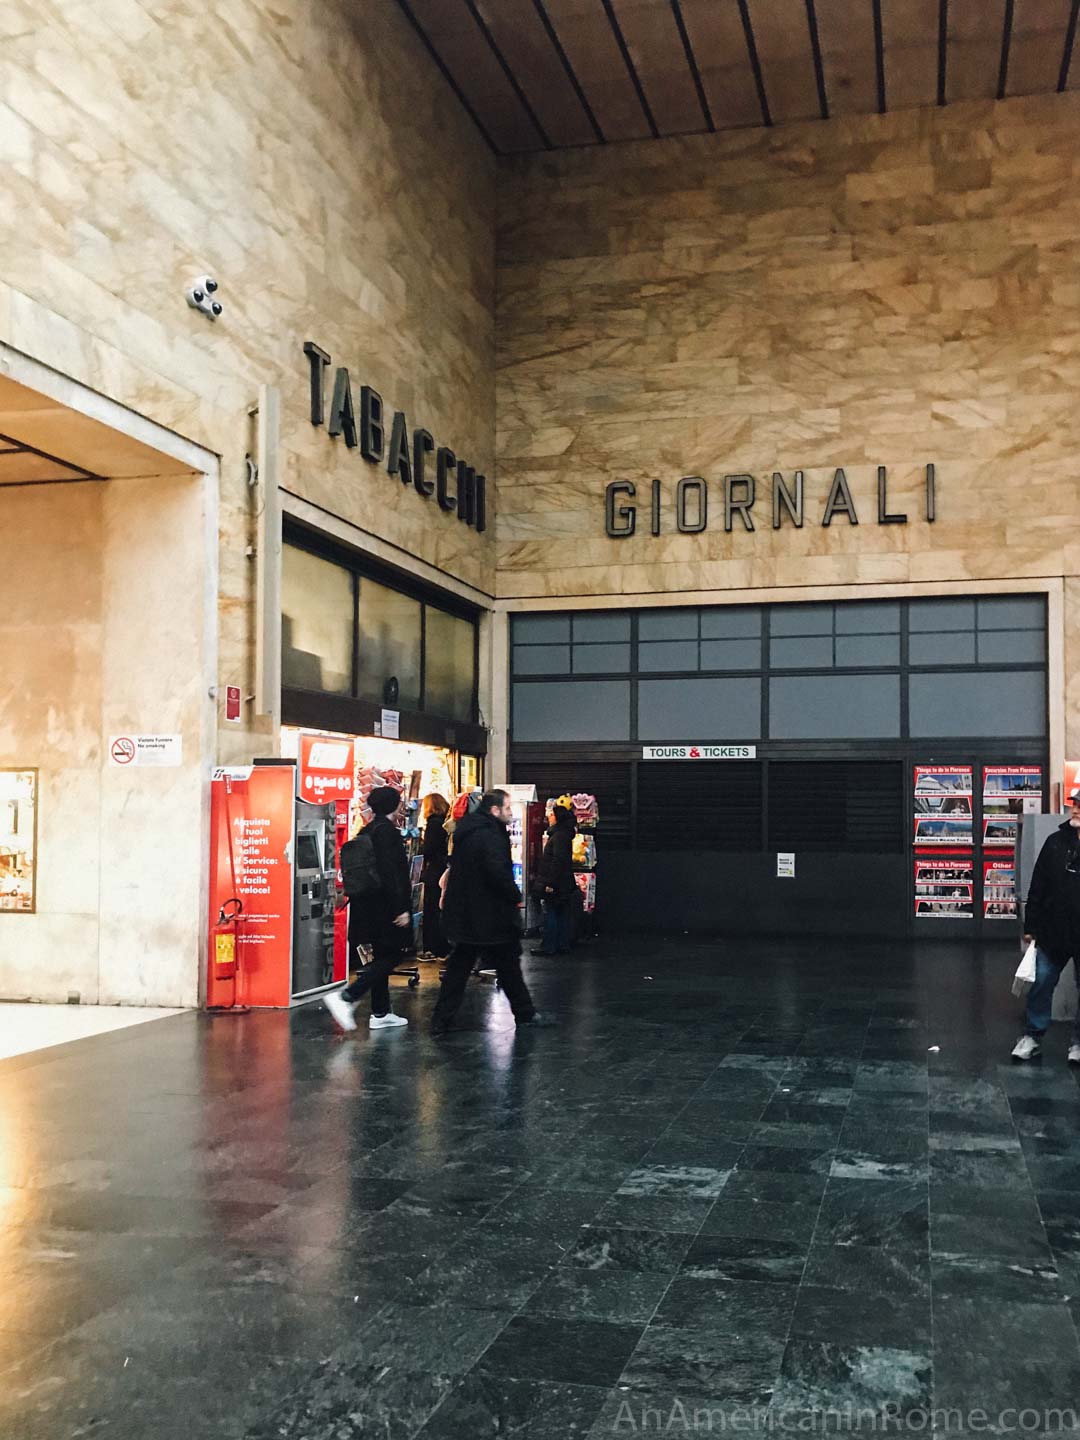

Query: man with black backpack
<box><xmin>325</xmin><ymin>785</ymin><xmax>412</xmax><ymax>1033</ymax></box>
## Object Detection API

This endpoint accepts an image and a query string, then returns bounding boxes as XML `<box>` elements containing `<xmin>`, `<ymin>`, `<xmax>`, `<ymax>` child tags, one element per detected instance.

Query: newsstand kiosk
<box><xmin>207</xmin><ymin>760</ymin><xmax>347</xmax><ymax>1008</ymax></box>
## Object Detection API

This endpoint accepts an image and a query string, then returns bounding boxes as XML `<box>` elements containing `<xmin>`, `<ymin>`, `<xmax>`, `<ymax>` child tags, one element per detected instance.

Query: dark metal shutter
<box><xmin>636</xmin><ymin>760</ymin><xmax>763</xmax><ymax>851</ymax></box>
<box><xmin>510</xmin><ymin>761</ymin><xmax>632</xmax><ymax>852</ymax></box>
<box><xmin>767</xmin><ymin>760</ymin><xmax>904</xmax><ymax>853</ymax></box>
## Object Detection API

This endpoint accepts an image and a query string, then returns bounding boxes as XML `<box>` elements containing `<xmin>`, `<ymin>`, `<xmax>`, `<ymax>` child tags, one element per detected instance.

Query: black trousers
<box><xmin>431</xmin><ymin>941</ymin><xmax>536</xmax><ymax>1030</ymax></box>
<box><xmin>422</xmin><ymin>866</ymin><xmax>448</xmax><ymax>957</ymax></box>
<box><xmin>341</xmin><ymin>931</ymin><xmax>403</xmax><ymax>1016</ymax></box>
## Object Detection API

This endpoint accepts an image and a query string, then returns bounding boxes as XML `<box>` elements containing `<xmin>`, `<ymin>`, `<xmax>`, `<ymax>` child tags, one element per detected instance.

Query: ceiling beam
<box><xmin>671</xmin><ymin>0</ymin><xmax>715</xmax><ymax>131</ymax></box>
<box><xmin>738</xmin><ymin>0</ymin><xmax>773</xmax><ymax>127</ymax></box>
<box><xmin>600</xmin><ymin>0</ymin><xmax>659</xmax><ymax>138</ymax></box>
<box><xmin>532</xmin><ymin>0</ymin><xmax>605</xmax><ymax>142</ymax></box>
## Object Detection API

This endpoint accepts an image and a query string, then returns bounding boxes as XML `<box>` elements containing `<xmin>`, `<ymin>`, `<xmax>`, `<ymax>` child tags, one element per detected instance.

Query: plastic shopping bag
<box><xmin>1012</xmin><ymin>941</ymin><xmax>1038</xmax><ymax>999</ymax></box>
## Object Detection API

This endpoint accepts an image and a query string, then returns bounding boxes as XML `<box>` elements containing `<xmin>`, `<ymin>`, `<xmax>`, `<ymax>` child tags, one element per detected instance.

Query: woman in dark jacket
<box><xmin>420</xmin><ymin>793</ymin><xmax>450</xmax><ymax>958</ymax></box>
<box><xmin>535</xmin><ymin>799</ymin><xmax>577</xmax><ymax>955</ymax></box>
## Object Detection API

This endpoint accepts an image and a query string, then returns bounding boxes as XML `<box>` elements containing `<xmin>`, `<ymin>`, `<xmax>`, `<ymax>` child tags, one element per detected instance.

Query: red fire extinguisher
<box><xmin>208</xmin><ymin>775</ymin><xmax>251</xmax><ymax>1014</ymax></box>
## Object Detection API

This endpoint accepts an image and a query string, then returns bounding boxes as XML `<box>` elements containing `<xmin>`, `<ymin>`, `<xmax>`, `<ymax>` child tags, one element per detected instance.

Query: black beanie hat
<box><xmin>368</xmin><ymin>784</ymin><xmax>402</xmax><ymax>816</ymax></box>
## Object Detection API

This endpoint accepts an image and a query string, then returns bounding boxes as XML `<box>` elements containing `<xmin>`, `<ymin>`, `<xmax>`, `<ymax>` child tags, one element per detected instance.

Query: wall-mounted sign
<box><xmin>303</xmin><ymin>341</ymin><xmax>486</xmax><ymax>533</ymax></box>
<box><xmin>108</xmin><ymin>735</ymin><xmax>182</xmax><ymax>768</ymax></box>
<box><xmin>380</xmin><ymin>708</ymin><xmax>400</xmax><ymax>740</ymax></box>
<box><xmin>605</xmin><ymin>465</ymin><xmax>937</xmax><ymax>538</ymax></box>
<box><xmin>225</xmin><ymin>686</ymin><xmax>242</xmax><ymax>724</ymax></box>
<box><xmin>0</xmin><ymin>768</ymin><xmax>37</xmax><ymax>913</ymax></box>
<box><xmin>642</xmin><ymin>744</ymin><xmax>756</xmax><ymax>760</ymax></box>
<box><xmin>298</xmin><ymin>734</ymin><xmax>355</xmax><ymax>803</ymax></box>
<box><xmin>777</xmin><ymin>853</ymin><xmax>795</xmax><ymax>878</ymax></box>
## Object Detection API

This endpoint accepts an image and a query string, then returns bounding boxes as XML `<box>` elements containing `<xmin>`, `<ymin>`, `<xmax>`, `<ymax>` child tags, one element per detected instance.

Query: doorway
<box><xmin>0</xmin><ymin>362</ymin><xmax>217</xmax><ymax>1006</ymax></box>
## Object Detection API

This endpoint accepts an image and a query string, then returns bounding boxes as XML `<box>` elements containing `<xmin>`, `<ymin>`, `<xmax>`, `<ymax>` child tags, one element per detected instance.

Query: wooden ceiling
<box><xmin>394</xmin><ymin>0</ymin><xmax>1080</xmax><ymax>154</ymax></box>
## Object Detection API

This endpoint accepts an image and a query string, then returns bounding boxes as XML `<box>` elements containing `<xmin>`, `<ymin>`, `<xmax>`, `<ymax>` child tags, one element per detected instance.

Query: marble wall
<box><xmin>495</xmin><ymin>93</ymin><xmax>1080</xmax><ymax>754</ymax></box>
<box><xmin>0</xmin><ymin>0</ymin><xmax>497</xmax><ymax>758</ymax></box>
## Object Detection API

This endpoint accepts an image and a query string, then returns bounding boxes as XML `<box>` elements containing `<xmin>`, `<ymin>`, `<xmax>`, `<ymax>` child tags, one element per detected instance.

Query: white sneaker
<box><xmin>1011</xmin><ymin>1035</ymin><xmax>1041</xmax><ymax>1061</ymax></box>
<box><xmin>325</xmin><ymin>990</ymin><xmax>358</xmax><ymax>1033</ymax></box>
<box><xmin>370</xmin><ymin>1012</ymin><xmax>408</xmax><ymax>1030</ymax></box>
<box><xmin>1068</xmin><ymin>1043</ymin><xmax>1080</xmax><ymax>1067</ymax></box>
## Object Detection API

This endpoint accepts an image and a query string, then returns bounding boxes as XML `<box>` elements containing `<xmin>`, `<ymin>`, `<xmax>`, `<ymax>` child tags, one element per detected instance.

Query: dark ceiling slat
<box><xmin>600</xmin><ymin>0</ymin><xmax>660</xmax><ymax>138</ymax></box>
<box><xmin>872</xmin><ymin>0</ymin><xmax>886</xmax><ymax>111</ymax></box>
<box><xmin>738</xmin><ymin>0</ymin><xmax>773</xmax><ymax>126</ymax></box>
<box><xmin>805</xmin><ymin>0</ymin><xmax>829</xmax><ymax>119</ymax></box>
<box><xmin>938</xmin><ymin>0</ymin><xmax>949</xmax><ymax>104</ymax></box>
<box><xmin>532</xmin><ymin>0</ymin><xmax>606</xmax><ymax>141</ymax></box>
<box><xmin>998</xmin><ymin>0</ymin><xmax>1016</xmax><ymax>98</ymax></box>
<box><xmin>670</xmin><ymin>0</ymin><xmax>715</xmax><ymax>130</ymax></box>
<box><xmin>463</xmin><ymin>0</ymin><xmax>552</xmax><ymax>148</ymax></box>
<box><xmin>392</xmin><ymin>0</ymin><xmax>498</xmax><ymax>153</ymax></box>
<box><xmin>1061</xmin><ymin>0</ymin><xmax>1080</xmax><ymax>88</ymax></box>
<box><xmin>0</xmin><ymin>430</ymin><xmax>101</xmax><ymax>481</ymax></box>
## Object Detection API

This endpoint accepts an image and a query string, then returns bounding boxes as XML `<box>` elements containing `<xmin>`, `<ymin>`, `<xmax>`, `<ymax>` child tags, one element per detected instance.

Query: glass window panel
<box><xmin>976</xmin><ymin>630</ymin><xmax>1044</xmax><ymax>665</ymax></box>
<box><xmin>513</xmin><ymin>614</ymin><xmax>571</xmax><ymax>643</ymax></box>
<box><xmin>639</xmin><ymin>609</ymin><xmax>698</xmax><ymax>641</ymax></box>
<box><xmin>976</xmin><ymin>596</ymin><xmax>1045</xmax><ymax>631</ymax></box>
<box><xmin>281</xmin><ymin>545</ymin><xmax>353</xmax><ymax>695</ymax></box>
<box><xmin>513</xmin><ymin>644</ymin><xmax>570</xmax><ymax>675</ymax></box>
<box><xmin>908</xmin><ymin>599</ymin><xmax>975</xmax><ymax>632</ymax></box>
<box><xmin>835</xmin><ymin>634</ymin><xmax>900</xmax><ymax>667</ymax></box>
<box><xmin>909</xmin><ymin>632</ymin><xmax>975</xmax><ymax>666</ymax></box>
<box><xmin>909</xmin><ymin>671</ymin><xmax>1045</xmax><ymax>738</ymax></box>
<box><xmin>638</xmin><ymin>640</ymin><xmax>699</xmax><ymax>672</ymax></box>
<box><xmin>700</xmin><ymin>638</ymin><xmax>761</xmax><ymax>670</ymax></box>
<box><xmin>700</xmin><ymin>607</ymin><xmax>761</xmax><ymax>639</ymax></box>
<box><xmin>512</xmin><ymin>681</ymin><xmax>630</xmax><ymax>741</ymax></box>
<box><xmin>834</xmin><ymin>601</ymin><xmax>901</xmax><ymax>634</ymax></box>
<box><xmin>357</xmin><ymin>577</ymin><xmax>421</xmax><ymax>709</ymax></box>
<box><xmin>638</xmin><ymin>678</ymin><xmax>761</xmax><ymax>740</ymax></box>
<box><xmin>572</xmin><ymin>643</ymin><xmax>630</xmax><ymax>674</ymax></box>
<box><xmin>769</xmin><ymin>603</ymin><xmax>833</xmax><ymax>637</ymax></box>
<box><xmin>769</xmin><ymin>674</ymin><xmax>901</xmax><ymax>738</ymax></box>
<box><xmin>771</xmin><ymin>636</ymin><xmax>833</xmax><ymax>669</ymax></box>
<box><xmin>573</xmin><ymin>613</ymin><xmax>630</xmax><ymax>642</ymax></box>
<box><xmin>424</xmin><ymin>607</ymin><xmax>476</xmax><ymax>721</ymax></box>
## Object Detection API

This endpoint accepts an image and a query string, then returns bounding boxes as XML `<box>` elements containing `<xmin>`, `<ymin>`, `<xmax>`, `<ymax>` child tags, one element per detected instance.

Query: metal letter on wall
<box><xmin>822</xmin><ymin>468</ymin><xmax>859</xmax><ymax>527</ymax></box>
<box><xmin>605</xmin><ymin>480</ymin><xmax>636</xmax><ymax>537</ymax></box>
<box><xmin>877</xmin><ymin>465</ymin><xmax>907</xmax><ymax>525</ymax></box>
<box><xmin>724</xmin><ymin>474</ymin><xmax>756</xmax><ymax>532</ymax></box>
<box><xmin>676</xmin><ymin>476</ymin><xmax>707</xmax><ymax>533</ymax></box>
<box><xmin>254</xmin><ymin>384</ymin><xmax>282</xmax><ymax>722</ymax></box>
<box><xmin>772</xmin><ymin>471</ymin><xmax>804</xmax><ymax>529</ymax></box>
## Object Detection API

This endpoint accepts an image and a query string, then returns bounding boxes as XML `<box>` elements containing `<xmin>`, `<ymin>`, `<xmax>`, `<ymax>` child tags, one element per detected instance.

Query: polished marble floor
<box><xmin>0</xmin><ymin>1002</ymin><xmax>185</xmax><ymax>1060</ymax></box>
<box><xmin>2</xmin><ymin>936</ymin><xmax>1080</xmax><ymax>1439</ymax></box>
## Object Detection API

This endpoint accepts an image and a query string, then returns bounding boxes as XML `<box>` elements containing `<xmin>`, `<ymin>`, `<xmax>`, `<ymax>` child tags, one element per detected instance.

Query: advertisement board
<box><xmin>207</xmin><ymin>765</ymin><xmax>296</xmax><ymax>1007</ymax></box>
<box><xmin>0</xmin><ymin>769</ymin><xmax>37</xmax><ymax>913</ymax></box>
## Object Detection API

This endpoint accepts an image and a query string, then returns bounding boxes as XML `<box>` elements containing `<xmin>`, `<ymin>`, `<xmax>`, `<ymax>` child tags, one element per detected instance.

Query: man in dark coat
<box><xmin>431</xmin><ymin>789</ymin><xmax>554</xmax><ymax>1035</ymax></box>
<box><xmin>533</xmin><ymin>798</ymin><xmax>576</xmax><ymax>955</ymax></box>
<box><xmin>325</xmin><ymin>785</ymin><xmax>412</xmax><ymax>1033</ymax></box>
<box><xmin>1013</xmin><ymin>789</ymin><xmax>1080</xmax><ymax>1063</ymax></box>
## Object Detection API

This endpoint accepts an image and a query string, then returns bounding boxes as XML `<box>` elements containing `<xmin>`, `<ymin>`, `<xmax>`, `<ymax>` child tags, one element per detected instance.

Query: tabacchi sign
<box><xmin>303</xmin><ymin>341</ymin><xmax>487</xmax><ymax>533</ymax></box>
<box><xmin>605</xmin><ymin>465</ymin><xmax>937</xmax><ymax>537</ymax></box>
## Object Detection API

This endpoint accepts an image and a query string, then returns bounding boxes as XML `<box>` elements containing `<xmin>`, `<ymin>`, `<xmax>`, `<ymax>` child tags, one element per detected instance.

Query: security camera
<box><xmin>185</xmin><ymin>277</ymin><xmax>223</xmax><ymax>321</ymax></box>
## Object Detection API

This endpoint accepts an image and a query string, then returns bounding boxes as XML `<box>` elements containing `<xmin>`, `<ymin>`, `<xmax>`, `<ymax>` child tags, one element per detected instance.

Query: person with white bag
<box><xmin>1011</xmin><ymin>789</ymin><xmax>1080</xmax><ymax>1063</ymax></box>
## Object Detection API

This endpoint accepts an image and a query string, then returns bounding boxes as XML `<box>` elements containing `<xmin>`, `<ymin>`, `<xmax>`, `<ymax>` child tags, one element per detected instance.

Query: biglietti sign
<box><xmin>303</xmin><ymin>342</ymin><xmax>487</xmax><ymax>533</ymax></box>
<box><xmin>604</xmin><ymin>466</ymin><xmax>937</xmax><ymax>537</ymax></box>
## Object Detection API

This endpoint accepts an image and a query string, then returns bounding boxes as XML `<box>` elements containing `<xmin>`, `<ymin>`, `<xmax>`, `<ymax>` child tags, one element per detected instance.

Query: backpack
<box><xmin>339</xmin><ymin>830</ymin><xmax>382</xmax><ymax>901</ymax></box>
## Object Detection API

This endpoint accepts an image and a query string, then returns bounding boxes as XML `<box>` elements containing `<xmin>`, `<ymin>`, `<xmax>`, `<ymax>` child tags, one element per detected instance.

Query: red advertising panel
<box><xmin>208</xmin><ymin>766</ymin><xmax>295</xmax><ymax>1007</ymax></box>
<box><xmin>983</xmin><ymin>856</ymin><xmax>1017</xmax><ymax>921</ymax></box>
<box><xmin>913</xmin><ymin>853</ymin><xmax>973</xmax><ymax>918</ymax></box>
<box><xmin>913</xmin><ymin>766</ymin><xmax>972</xmax><ymax>845</ymax></box>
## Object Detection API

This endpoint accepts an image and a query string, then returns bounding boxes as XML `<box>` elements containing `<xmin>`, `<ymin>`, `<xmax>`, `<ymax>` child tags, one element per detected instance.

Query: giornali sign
<box><xmin>605</xmin><ymin>465</ymin><xmax>936</xmax><ymax>537</ymax></box>
<box><xmin>303</xmin><ymin>341</ymin><xmax>487</xmax><ymax>533</ymax></box>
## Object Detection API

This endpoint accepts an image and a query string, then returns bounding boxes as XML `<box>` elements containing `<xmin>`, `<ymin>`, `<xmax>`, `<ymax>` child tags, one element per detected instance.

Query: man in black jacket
<box><xmin>325</xmin><ymin>785</ymin><xmax>412</xmax><ymax>1033</ymax></box>
<box><xmin>431</xmin><ymin>789</ymin><xmax>554</xmax><ymax>1036</ymax></box>
<box><xmin>1012</xmin><ymin>790</ymin><xmax>1080</xmax><ymax>1063</ymax></box>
